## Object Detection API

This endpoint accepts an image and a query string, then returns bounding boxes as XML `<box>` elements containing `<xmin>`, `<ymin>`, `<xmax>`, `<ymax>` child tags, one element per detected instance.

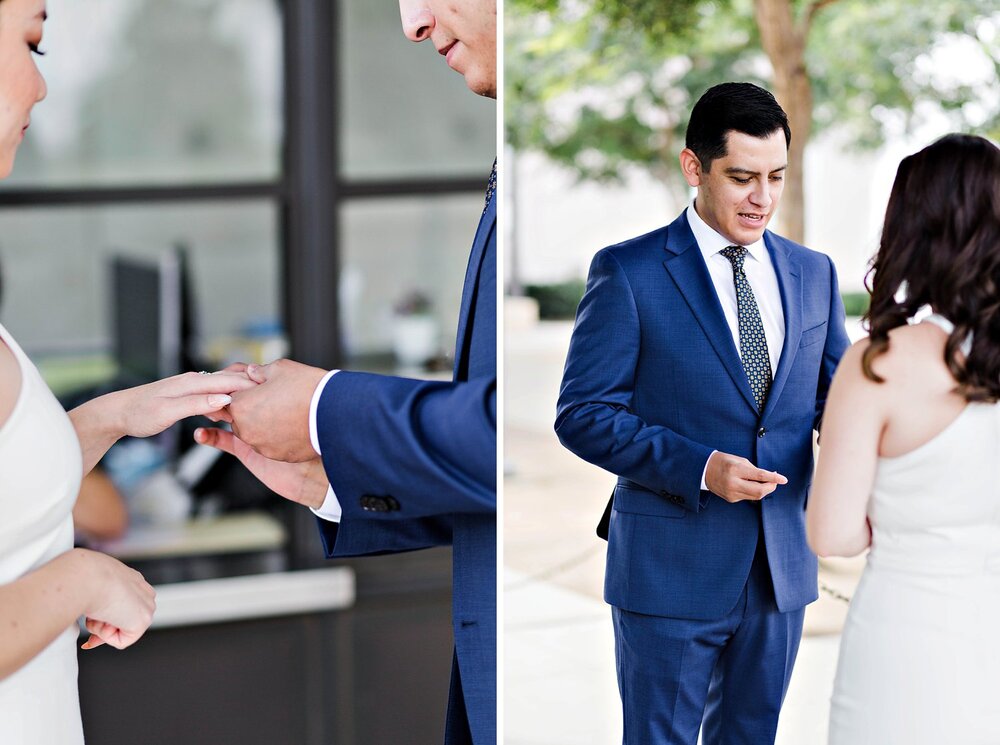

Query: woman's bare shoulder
<box><xmin>862</xmin><ymin>322</ymin><xmax>955</xmax><ymax>393</ymax></box>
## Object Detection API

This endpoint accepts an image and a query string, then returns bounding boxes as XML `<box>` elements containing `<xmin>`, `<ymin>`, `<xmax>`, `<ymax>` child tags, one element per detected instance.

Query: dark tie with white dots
<box><xmin>720</xmin><ymin>245</ymin><xmax>772</xmax><ymax>411</ymax></box>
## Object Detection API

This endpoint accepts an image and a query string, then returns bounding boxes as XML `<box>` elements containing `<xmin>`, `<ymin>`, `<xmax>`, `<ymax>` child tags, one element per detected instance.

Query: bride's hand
<box><xmin>70</xmin><ymin>549</ymin><xmax>156</xmax><ymax>651</ymax></box>
<box><xmin>71</xmin><ymin>369</ymin><xmax>261</xmax><ymax>475</ymax></box>
<box><xmin>115</xmin><ymin>370</ymin><xmax>259</xmax><ymax>438</ymax></box>
<box><xmin>194</xmin><ymin>427</ymin><xmax>330</xmax><ymax>509</ymax></box>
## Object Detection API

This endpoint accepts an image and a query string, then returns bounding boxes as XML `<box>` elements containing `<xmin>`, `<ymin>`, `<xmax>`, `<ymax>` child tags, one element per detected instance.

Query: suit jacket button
<box><xmin>757</xmin><ymin>427</ymin><xmax>767</xmax><ymax>438</ymax></box>
<box><xmin>360</xmin><ymin>495</ymin><xmax>383</xmax><ymax>511</ymax></box>
<box><xmin>384</xmin><ymin>496</ymin><xmax>400</xmax><ymax>512</ymax></box>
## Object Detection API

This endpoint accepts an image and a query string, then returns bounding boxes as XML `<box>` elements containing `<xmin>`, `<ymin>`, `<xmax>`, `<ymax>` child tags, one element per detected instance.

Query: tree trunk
<box><xmin>753</xmin><ymin>0</ymin><xmax>815</xmax><ymax>244</ymax></box>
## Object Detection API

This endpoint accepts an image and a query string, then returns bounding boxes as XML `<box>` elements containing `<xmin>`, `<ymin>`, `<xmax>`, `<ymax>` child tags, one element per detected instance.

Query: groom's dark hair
<box><xmin>685</xmin><ymin>82</ymin><xmax>791</xmax><ymax>171</ymax></box>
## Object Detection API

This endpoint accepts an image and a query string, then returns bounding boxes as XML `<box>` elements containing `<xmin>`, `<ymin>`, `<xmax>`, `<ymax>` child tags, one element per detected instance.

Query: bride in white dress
<box><xmin>807</xmin><ymin>133</ymin><xmax>1000</xmax><ymax>744</ymax></box>
<box><xmin>0</xmin><ymin>2</ymin><xmax>257</xmax><ymax>741</ymax></box>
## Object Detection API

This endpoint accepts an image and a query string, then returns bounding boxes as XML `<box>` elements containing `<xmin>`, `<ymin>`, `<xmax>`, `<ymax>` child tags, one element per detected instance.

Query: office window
<box><xmin>0</xmin><ymin>0</ymin><xmax>285</xmax><ymax>400</ymax></box>
<box><xmin>3</xmin><ymin>0</ymin><xmax>283</xmax><ymax>189</ymax></box>
<box><xmin>336</xmin><ymin>0</ymin><xmax>495</xmax><ymax>373</ymax></box>
<box><xmin>0</xmin><ymin>202</ymin><xmax>279</xmax><ymax>392</ymax></box>
<box><xmin>0</xmin><ymin>0</ymin><xmax>499</xmax><ymax>389</ymax></box>
<box><xmin>338</xmin><ymin>0</ymin><xmax>495</xmax><ymax>179</ymax></box>
<box><xmin>339</xmin><ymin>194</ymin><xmax>483</xmax><ymax>365</ymax></box>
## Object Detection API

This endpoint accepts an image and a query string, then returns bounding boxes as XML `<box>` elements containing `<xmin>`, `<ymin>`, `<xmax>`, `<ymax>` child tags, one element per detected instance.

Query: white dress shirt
<box><xmin>686</xmin><ymin>202</ymin><xmax>786</xmax><ymax>489</ymax></box>
<box><xmin>686</xmin><ymin>202</ymin><xmax>785</xmax><ymax>371</ymax></box>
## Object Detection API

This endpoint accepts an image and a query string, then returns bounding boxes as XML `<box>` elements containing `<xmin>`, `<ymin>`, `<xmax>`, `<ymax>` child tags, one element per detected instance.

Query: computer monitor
<box><xmin>110</xmin><ymin>250</ymin><xmax>184</xmax><ymax>385</ymax></box>
<box><xmin>109</xmin><ymin>247</ymin><xmax>224</xmax><ymax>483</ymax></box>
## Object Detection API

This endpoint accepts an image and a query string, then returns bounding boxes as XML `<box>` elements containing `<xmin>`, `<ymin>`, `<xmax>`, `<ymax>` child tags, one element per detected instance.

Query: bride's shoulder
<box><xmin>846</xmin><ymin>323</ymin><xmax>953</xmax><ymax>392</ymax></box>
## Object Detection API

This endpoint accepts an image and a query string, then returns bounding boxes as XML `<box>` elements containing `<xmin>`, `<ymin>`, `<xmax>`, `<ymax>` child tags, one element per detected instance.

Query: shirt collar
<box><xmin>686</xmin><ymin>201</ymin><xmax>767</xmax><ymax>264</ymax></box>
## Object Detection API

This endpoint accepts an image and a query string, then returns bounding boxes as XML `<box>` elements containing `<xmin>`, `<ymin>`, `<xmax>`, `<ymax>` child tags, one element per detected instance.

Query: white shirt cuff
<box><xmin>308</xmin><ymin>370</ymin><xmax>340</xmax><ymax>522</ymax></box>
<box><xmin>311</xmin><ymin>487</ymin><xmax>342</xmax><ymax>522</ymax></box>
<box><xmin>701</xmin><ymin>450</ymin><xmax>717</xmax><ymax>491</ymax></box>
<box><xmin>309</xmin><ymin>369</ymin><xmax>339</xmax><ymax>456</ymax></box>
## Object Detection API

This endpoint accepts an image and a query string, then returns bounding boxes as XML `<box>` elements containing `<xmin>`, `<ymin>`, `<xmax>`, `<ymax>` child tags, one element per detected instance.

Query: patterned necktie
<box><xmin>720</xmin><ymin>245</ymin><xmax>772</xmax><ymax>411</ymax></box>
<box><xmin>483</xmin><ymin>158</ymin><xmax>497</xmax><ymax>214</ymax></box>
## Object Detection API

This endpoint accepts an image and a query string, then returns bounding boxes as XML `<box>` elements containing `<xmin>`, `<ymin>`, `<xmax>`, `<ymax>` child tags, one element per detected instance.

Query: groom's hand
<box><xmin>705</xmin><ymin>452</ymin><xmax>787</xmax><ymax>503</ymax></box>
<box><xmin>226</xmin><ymin>359</ymin><xmax>327</xmax><ymax>463</ymax></box>
<box><xmin>194</xmin><ymin>427</ymin><xmax>329</xmax><ymax>509</ymax></box>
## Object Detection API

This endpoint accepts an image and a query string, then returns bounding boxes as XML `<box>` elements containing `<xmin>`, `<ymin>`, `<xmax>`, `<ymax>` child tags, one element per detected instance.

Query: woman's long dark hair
<box><xmin>862</xmin><ymin>133</ymin><xmax>1000</xmax><ymax>401</ymax></box>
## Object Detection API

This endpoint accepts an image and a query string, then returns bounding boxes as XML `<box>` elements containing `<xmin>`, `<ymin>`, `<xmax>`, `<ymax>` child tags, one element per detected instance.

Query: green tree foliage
<box><xmin>507</xmin><ymin>0</ymin><xmax>1000</xmax><ymax>228</ymax></box>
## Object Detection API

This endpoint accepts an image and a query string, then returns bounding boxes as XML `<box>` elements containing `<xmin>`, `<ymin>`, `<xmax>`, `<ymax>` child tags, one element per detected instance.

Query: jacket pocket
<box><xmin>799</xmin><ymin>321</ymin><xmax>828</xmax><ymax>348</ymax></box>
<box><xmin>613</xmin><ymin>483</ymin><xmax>687</xmax><ymax>519</ymax></box>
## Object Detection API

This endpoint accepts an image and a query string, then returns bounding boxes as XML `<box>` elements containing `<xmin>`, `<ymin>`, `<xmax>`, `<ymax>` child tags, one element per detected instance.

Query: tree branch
<box><xmin>807</xmin><ymin>0</ymin><xmax>842</xmax><ymax>26</ymax></box>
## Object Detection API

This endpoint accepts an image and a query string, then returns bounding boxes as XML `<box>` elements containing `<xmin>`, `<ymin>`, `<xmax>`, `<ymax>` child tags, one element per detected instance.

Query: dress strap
<box><xmin>922</xmin><ymin>312</ymin><xmax>972</xmax><ymax>356</ymax></box>
<box><xmin>922</xmin><ymin>312</ymin><xmax>955</xmax><ymax>334</ymax></box>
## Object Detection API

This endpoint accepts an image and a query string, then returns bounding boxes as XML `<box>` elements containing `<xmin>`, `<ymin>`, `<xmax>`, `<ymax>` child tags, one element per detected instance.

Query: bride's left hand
<box><xmin>115</xmin><ymin>371</ymin><xmax>259</xmax><ymax>438</ymax></box>
<box><xmin>70</xmin><ymin>370</ymin><xmax>260</xmax><ymax>475</ymax></box>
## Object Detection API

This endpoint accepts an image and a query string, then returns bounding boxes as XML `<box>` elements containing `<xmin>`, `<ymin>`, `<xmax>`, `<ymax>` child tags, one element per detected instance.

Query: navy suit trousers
<box><xmin>612</xmin><ymin>526</ymin><xmax>805</xmax><ymax>745</ymax></box>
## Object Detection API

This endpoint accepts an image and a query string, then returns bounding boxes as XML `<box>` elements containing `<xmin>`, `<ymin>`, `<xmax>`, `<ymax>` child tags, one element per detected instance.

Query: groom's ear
<box><xmin>679</xmin><ymin>148</ymin><xmax>703</xmax><ymax>188</ymax></box>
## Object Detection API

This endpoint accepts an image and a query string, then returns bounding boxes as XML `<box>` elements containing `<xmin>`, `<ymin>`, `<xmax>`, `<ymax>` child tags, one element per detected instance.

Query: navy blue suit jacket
<box><xmin>556</xmin><ymin>211</ymin><xmax>849</xmax><ymax>620</ymax></box>
<box><xmin>314</xmin><ymin>196</ymin><xmax>496</xmax><ymax>744</ymax></box>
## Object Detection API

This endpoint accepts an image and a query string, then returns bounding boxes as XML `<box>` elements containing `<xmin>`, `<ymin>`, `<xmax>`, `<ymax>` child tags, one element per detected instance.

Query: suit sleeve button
<box><xmin>360</xmin><ymin>495</ymin><xmax>399</xmax><ymax>512</ymax></box>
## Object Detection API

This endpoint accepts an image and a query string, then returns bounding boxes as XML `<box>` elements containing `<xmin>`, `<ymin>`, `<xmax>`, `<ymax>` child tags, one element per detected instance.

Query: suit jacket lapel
<box><xmin>761</xmin><ymin>233</ymin><xmax>802</xmax><ymax>422</ymax></box>
<box><xmin>662</xmin><ymin>213</ymin><xmax>759</xmax><ymax>413</ymax></box>
<box><xmin>453</xmin><ymin>197</ymin><xmax>496</xmax><ymax>380</ymax></box>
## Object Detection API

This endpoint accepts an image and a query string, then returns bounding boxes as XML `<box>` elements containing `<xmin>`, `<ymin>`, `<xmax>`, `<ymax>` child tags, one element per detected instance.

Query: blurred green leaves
<box><xmin>524</xmin><ymin>280</ymin><xmax>588</xmax><ymax>320</ymax></box>
<box><xmin>507</xmin><ymin>0</ymin><xmax>1000</xmax><ymax>186</ymax></box>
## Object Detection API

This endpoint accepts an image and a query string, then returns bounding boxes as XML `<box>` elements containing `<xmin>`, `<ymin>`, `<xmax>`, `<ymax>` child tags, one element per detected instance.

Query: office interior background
<box><xmin>0</xmin><ymin>0</ymin><xmax>495</xmax><ymax>743</ymax></box>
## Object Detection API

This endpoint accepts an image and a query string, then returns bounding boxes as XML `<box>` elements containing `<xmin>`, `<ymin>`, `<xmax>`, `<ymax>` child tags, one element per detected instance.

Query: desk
<box><xmin>78</xmin><ymin>512</ymin><xmax>454</xmax><ymax>745</ymax></box>
<box><xmin>151</xmin><ymin>565</ymin><xmax>354</xmax><ymax>628</ymax></box>
<box><xmin>96</xmin><ymin>511</ymin><xmax>286</xmax><ymax>561</ymax></box>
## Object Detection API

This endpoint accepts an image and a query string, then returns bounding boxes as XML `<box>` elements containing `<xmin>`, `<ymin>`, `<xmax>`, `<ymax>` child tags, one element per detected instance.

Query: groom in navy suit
<box><xmin>196</xmin><ymin>2</ymin><xmax>496</xmax><ymax>744</ymax></box>
<box><xmin>556</xmin><ymin>83</ymin><xmax>850</xmax><ymax>744</ymax></box>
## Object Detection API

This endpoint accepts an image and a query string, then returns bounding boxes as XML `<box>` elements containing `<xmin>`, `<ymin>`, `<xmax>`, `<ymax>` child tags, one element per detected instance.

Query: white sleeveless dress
<box><xmin>828</xmin><ymin>316</ymin><xmax>1000</xmax><ymax>744</ymax></box>
<box><xmin>0</xmin><ymin>322</ymin><xmax>85</xmax><ymax>744</ymax></box>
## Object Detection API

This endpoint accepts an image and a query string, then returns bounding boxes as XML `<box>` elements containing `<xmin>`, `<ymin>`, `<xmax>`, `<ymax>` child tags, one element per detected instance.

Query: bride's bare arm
<box><xmin>807</xmin><ymin>341</ymin><xmax>885</xmax><ymax>557</ymax></box>
<box><xmin>68</xmin><ymin>371</ymin><xmax>259</xmax><ymax>476</ymax></box>
<box><xmin>0</xmin><ymin>549</ymin><xmax>155</xmax><ymax>681</ymax></box>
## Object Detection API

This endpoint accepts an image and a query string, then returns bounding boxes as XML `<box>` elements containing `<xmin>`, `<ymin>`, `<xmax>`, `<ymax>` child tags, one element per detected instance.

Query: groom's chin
<box><xmin>464</xmin><ymin>72</ymin><xmax>497</xmax><ymax>100</ymax></box>
<box><xmin>728</xmin><ymin>224</ymin><xmax>769</xmax><ymax>246</ymax></box>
